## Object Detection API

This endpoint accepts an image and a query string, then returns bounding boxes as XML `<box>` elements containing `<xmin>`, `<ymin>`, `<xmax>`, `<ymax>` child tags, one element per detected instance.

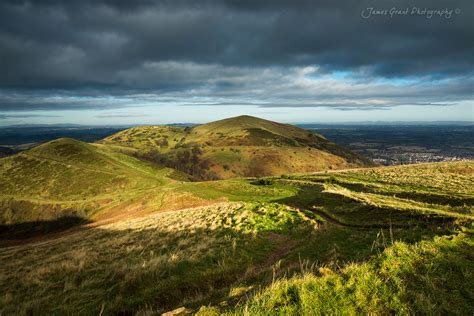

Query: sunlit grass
<box><xmin>0</xmin><ymin>202</ymin><xmax>319</xmax><ymax>314</ymax></box>
<box><xmin>202</xmin><ymin>225</ymin><xmax>474</xmax><ymax>315</ymax></box>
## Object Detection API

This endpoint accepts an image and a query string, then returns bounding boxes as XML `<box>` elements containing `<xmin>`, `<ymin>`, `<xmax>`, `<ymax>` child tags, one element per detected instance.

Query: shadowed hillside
<box><xmin>100</xmin><ymin>115</ymin><xmax>373</xmax><ymax>179</ymax></box>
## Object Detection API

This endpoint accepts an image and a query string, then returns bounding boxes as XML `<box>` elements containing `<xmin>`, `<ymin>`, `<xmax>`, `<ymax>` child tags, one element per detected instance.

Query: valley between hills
<box><xmin>0</xmin><ymin>116</ymin><xmax>473</xmax><ymax>315</ymax></box>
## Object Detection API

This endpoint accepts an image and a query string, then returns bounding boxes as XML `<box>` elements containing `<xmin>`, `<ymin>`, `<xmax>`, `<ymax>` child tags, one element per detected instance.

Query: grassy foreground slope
<box><xmin>100</xmin><ymin>115</ymin><xmax>373</xmax><ymax>179</ymax></box>
<box><xmin>0</xmin><ymin>203</ymin><xmax>321</xmax><ymax>314</ymax></box>
<box><xmin>0</xmin><ymin>161</ymin><xmax>473</xmax><ymax>314</ymax></box>
<box><xmin>203</xmin><ymin>226</ymin><xmax>474</xmax><ymax>315</ymax></box>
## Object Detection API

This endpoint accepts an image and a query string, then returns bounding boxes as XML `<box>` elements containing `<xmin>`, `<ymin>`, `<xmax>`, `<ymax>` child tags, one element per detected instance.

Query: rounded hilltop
<box><xmin>100</xmin><ymin>115</ymin><xmax>373</xmax><ymax>179</ymax></box>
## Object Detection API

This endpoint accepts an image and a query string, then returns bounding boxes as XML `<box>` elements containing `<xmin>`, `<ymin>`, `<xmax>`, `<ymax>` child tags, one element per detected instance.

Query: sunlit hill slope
<box><xmin>0</xmin><ymin>161</ymin><xmax>472</xmax><ymax>314</ymax></box>
<box><xmin>0</xmin><ymin>138</ymin><xmax>185</xmax><ymax>226</ymax></box>
<box><xmin>100</xmin><ymin>115</ymin><xmax>373</xmax><ymax>179</ymax></box>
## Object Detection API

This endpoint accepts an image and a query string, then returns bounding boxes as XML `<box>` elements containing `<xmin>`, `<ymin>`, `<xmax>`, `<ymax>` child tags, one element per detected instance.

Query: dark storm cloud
<box><xmin>0</xmin><ymin>0</ymin><xmax>473</xmax><ymax>111</ymax></box>
<box><xmin>0</xmin><ymin>113</ymin><xmax>60</xmax><ymax>120</ymax></box>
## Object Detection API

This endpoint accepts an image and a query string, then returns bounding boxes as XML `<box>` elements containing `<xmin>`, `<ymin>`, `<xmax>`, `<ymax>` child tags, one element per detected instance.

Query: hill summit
<box><xmin>101</xmin><ymin>115</ymin><xmax>373</xmax><ymax>179</ymax></box>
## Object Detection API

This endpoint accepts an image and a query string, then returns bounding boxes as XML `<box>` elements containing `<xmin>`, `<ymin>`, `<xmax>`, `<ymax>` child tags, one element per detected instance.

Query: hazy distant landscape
<box><xmin>310</xmin><ymin>124</ymin><xmax>474</xmax><ymax>165</ymax></box>
<box><xmin>2</xmin><ymin>124</ymin><xmax>472</xmax><ymax>165</ymax></box>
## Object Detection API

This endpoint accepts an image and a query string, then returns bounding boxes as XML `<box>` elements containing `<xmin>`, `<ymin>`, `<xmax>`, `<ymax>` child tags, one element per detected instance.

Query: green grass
<box><xmin>270</xmin><ymin>162</ymin><xmax>474</xmax><ymax>227</ymax></box>
<box><xmin>203</xmin><ymin>225</ymin><xmax>473</xmax><ymax>315</ymax></box>
<box><xmin>176</xmin><ymin>179</ymin><xmax>297</xmax><ymax>202</ymax></box>
<box><xmin>0</xmin><ymin>137</ymin><xmax>473</xmax><ymax>315</ymax></box>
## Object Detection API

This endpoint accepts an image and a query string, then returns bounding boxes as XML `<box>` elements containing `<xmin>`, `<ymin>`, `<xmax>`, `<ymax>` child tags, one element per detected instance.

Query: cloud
<box><xmin>0</xmin><ymin>0</ymin><xmax>473</xmax><ymax>113</ymax></box>
<box><xmin>95</xmin><ymin>113</ymin><xmax>147</xmax><ymax>118</ymax></box>
<box><xmin>1</xmin><ymin>62</ymin><xmax>473</xmax><ymax>112</ymax></box>
<box><xmin>0</xmin><ymin>113</ymin><xmax>60</xmax><ymax>120</ymax></box>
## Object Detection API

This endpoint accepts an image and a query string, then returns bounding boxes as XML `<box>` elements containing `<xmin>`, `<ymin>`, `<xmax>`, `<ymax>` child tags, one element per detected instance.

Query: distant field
<box><xmin>0</xmin><ymin>126</ymin><xmax>126</xmax><ymax>146</ymax></box>
<box><xmin>307</xmin><ymin>124</ymin><xmax>474</xmax><ymax>164</ymax></box>
<box><xmin>1</xmin><ymin>161</ymin><xmax>473</xmax><ymax>314</ymax></box>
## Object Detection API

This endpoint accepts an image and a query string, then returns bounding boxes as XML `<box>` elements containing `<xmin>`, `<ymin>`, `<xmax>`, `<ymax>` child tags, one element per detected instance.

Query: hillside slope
<box><xmin>0</xmin><ymin>138</ymin><xmax>181</xmax><ymax>226</ymax></box>
<box><xmin>0</xmin><ymin>161</ymin><xmax>472</xmax><ymax>314</ymax></box>
<box><xmin>215</xmin><ymin>227</ymin><xmax>474</xmax><ymax>315</ymax></box>
<box><xmin>100</xmin><ymin>115</ymin><xmax>373</xmax><ymax>179</ymax></box>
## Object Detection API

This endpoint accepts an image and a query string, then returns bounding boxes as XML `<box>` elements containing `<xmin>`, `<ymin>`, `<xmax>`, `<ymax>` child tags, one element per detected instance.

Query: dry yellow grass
<box><xmin>0</xmin><ymin>202</ymin><xmax>318</xmax><ymax>314</ymax></box>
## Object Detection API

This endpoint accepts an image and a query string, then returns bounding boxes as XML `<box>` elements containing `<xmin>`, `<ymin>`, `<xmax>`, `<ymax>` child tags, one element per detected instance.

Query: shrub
<box><xmin>253</xmin><ymin>178</ymin><xmax>274</xmax><ymax>186</ymax></box>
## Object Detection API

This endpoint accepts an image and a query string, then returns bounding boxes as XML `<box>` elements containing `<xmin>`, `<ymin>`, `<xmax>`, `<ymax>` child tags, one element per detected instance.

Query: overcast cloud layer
<box><xmin>0</xmin><ymin>0</ymin><xmax>473</xmax><ymax>123</ymax></box>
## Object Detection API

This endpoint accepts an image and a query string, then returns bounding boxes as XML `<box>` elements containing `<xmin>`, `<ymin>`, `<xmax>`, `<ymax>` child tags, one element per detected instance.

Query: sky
<box><xmin>0</xmin><ymin>0</ymin><xmax>473</xmax><ymax>126</ymax></box>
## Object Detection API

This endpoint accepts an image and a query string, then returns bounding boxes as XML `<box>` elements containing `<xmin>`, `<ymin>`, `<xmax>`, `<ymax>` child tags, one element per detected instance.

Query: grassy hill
<box><xmin>1</xmin><ymin>161</ymin><xmax>472</xmax><ymax>314</ymax></box>
<box><xmin>100</xmin><ymin>115</ymin><xmax>373</xmax><ymax>179</ymax></box>
<box><xmin>0</xmin><ymin>138</ymin><xmax>187</xmax><ymax>229</ymax></box>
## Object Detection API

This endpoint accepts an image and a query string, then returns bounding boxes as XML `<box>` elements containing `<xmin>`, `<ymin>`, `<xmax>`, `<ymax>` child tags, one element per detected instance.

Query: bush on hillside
<box><xmin>253</xmin><ymin>178</ymin><xmax>274</xmax><ymax>186</ymax></box>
